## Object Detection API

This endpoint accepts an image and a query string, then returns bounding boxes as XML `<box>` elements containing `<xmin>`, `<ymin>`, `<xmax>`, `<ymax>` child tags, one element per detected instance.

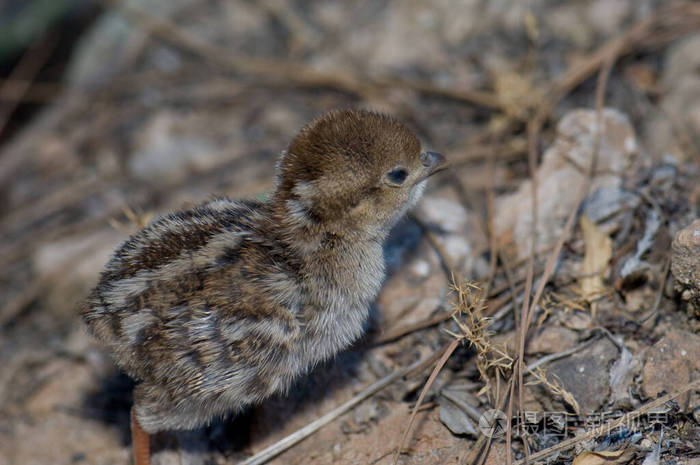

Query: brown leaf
<box><xmin>572</xmin><ymin>448</ymin><xmax>635</xmax><ymax>465</ymax></box>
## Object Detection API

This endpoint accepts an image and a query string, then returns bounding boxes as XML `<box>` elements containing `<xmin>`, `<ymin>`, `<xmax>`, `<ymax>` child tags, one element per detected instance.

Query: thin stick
<box><xmin>483</xmin><ymin>130</ymin><xmax>500</xmax><ymax>298</ymax></box>
<box><xmin>498</xmin><ymin>249</ymin><xmax>521</xmax><ymax>329</ymax></box>
<box><xmin>0</xmin><ymin>34</ymin><xmax>56</xmax><ymax>137</ymax></box>
<box><xmin>650</xmin><ymin>256</ymin><xmax>672</xmax><ymax>315</ymax></box>
<box><xmin>393</xmin><ymin>339</ymin><xmax>460</xmax><ymax>464</ymax></box>
<box><xmin>505</xmin><ymin>369</ymin><xmax>517</xmax><ymax>465</ymax></box>
<box><xmin>239</xmin><ymin>345</ymin><xmax>449</xmax><ymax>465</ymax></box>
<box><xmin>373</xmin><ymin>311</ymin><xmax>448</xmax><ymax>345</ymax></box>
<box><xmin>524</xmin><ymin>338</ymin><xmax>598</xmax><ymax>374</ymax></box>
<box><xmin>511</xmin><ymin>118</ymin><xmax>537</xmax><ymax>463</ymax></box>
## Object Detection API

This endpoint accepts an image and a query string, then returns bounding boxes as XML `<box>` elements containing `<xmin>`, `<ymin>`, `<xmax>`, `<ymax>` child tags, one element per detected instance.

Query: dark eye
<box><xmin>386</xmin><ymin>168</ymin><xmax>408</xmax><ymax>185</ymax></box>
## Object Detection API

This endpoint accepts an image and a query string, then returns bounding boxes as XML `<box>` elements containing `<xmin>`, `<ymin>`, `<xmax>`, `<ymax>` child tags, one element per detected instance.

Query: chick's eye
<box><xmin>386</xmin><ymin>168</ymin><xmax>408</xmax><ymax>185</ymax></box>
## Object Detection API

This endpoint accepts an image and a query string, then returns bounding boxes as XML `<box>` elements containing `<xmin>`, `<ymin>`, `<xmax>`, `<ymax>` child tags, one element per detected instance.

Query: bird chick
<box><xmin>82</xmin><ymin>109</ymin><xmax>446</xmax><ymax>464</ymax></box>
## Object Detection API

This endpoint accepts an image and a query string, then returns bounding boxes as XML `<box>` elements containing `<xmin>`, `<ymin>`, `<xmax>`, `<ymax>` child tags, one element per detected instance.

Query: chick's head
<box><xmin>275</xmin><ymin>109</ymin><xmax>445</xmax><ymax>237</ymax></box>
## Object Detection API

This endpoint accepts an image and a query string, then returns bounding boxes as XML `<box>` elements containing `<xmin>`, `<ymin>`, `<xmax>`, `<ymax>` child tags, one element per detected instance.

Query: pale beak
<box><xmin>420</xmin><ymin>151</ymin><xmax>447</xmax><ymax>179</ymax></box>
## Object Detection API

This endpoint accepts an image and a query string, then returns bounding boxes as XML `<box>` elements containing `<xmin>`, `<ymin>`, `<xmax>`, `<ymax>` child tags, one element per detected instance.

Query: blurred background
<box><xmin>0</xmin><ymin>1</ymin><xmax>698</xmax><ymax>464</ymax></box>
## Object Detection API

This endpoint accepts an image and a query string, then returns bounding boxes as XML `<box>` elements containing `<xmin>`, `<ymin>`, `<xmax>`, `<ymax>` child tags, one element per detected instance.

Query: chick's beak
<box><xmin>420</xmin><ymin>151</ymin><xmax>447</xmax><ymax>179</ymax></box>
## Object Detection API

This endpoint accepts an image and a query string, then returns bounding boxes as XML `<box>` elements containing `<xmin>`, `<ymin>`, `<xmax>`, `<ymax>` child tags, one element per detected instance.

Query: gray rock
<box><xmin>547</xmin><ymin>338</ymin><xmax>618</xmax><ymax>413</ymax></box>
<box><xmin>439</xmin><ymin>393</ymin><xmax>478</xmax><ymax>437</ymax></box>
<box><xmin>671</xmin><ymin>219</ymin><xmax>700</xmax><ymax>315</ymax></box>
<box><xmin>642</xmin><ymin>329</ymin><xmax>700</xmax><ymax>410</ymax></box>
<box><xmin>494</xmin><ymin>108</ymin><xmax>638</xmax><ymax>260</ymax></box>
<box><xmin>671</xmin><ymin>219</ymin><xmax>700</xmax><ymax>291</ymax></box>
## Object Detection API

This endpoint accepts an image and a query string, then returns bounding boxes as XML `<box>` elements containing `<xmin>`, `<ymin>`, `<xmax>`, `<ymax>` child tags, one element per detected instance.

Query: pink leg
<box><xmin>130</xmin><ymin>408</ymin><xmax>151</xmax><ymax>465</ymax></box>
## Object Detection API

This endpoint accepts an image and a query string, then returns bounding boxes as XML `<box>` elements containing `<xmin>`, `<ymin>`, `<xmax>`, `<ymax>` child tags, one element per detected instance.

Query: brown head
<box><xmin>274</xmin><ymin>109</ymin><xmax>446</xmax><ymax>238</ymax></box>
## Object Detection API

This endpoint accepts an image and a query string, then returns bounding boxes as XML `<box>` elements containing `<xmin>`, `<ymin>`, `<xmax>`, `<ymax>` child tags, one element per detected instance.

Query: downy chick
<box><xmin>82</xmin><ymin>109</ymin><xmax>446</xmax><ymax>464</ymax></box>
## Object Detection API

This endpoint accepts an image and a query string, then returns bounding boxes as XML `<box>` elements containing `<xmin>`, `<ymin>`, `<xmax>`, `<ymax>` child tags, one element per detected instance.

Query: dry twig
<box><xmin>0</xmin><ymin>34</ymin><xmax>56</xmax><ymax>137</ymax></box>
<box><xmin>393</xmin><ymin>338</ymin><xmax>460</xmax><ymax>464</ymax></box>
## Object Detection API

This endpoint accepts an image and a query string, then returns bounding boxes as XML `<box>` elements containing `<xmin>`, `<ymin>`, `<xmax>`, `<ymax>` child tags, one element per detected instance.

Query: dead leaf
<box><xmin>579</xmin><ymin>214</ymin><xmax>612</xmax><ymax>301</ymax></box>
<box><xmin>572</xmin><ymin>448</ymin><xmax>635</xmax><ymax>465</ymax></box>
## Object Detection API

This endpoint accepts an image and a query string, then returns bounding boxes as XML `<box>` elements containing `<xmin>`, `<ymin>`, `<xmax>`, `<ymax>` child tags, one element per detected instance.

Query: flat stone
<box><xmin>438</xmin><ymin>393</ymin><xmax>478</xmax><ymax>437</ymax></box>
<box><xmin>671</xmin><ymin>219</ymin><xmax>700</xmax><ymax>289</ymax></box>
<box><xmin>642</xmin><ymin>329</ymin><xmax>700</xmax><ymax>410</ymax></box>
<box><xmin>547</xmin><ymin>338</ymin><xmax>618</xmax><ymax>413</ymax></box>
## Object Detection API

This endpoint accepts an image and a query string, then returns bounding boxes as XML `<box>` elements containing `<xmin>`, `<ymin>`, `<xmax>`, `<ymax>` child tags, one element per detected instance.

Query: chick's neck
<box><xmin>268</xmin><ymin>192</ymin><xmax>385</xmax><ymax>259</ymax></box>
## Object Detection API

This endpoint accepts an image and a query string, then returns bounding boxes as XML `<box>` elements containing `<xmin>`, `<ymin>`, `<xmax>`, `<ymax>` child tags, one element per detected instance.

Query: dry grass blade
<box><xmin>449</xmin><ymin>282</ymin><xmax>513</xmax><ymax>400</ymax></box>
<box><xmin>525</xmin><ymin>366</ymin><xmax>581</xmax><ymax>416</ymax></box>
<box><xmin>393</xmin><ymin>338</ymin><xmax>459</xmax><ymax>465</ymax></box>
<box><xmin>374</xmin><ymin>312</ymin><xmax>449</xmax><ymax>345</ymax></box>
<box><xmin>524</xmin><ymin>338</ymin><xmax>598</xmax><ymax>373</ymax></box>
<box><xmin>512</xmin><ymin>94</ymin><xmax>596</xmax><ymax>464</ymax></box>
<box><xmin>505</xmin><ymin>371</ymin><xmax>518</xmax><ymax>465</ymax></box>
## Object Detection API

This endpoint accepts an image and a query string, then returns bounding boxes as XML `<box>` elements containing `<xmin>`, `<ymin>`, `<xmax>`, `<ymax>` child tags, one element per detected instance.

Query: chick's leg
<box><xmin>130</xmin><ymin>407</ymin><xmax>151</xmax><ymax>465</ymax></box>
